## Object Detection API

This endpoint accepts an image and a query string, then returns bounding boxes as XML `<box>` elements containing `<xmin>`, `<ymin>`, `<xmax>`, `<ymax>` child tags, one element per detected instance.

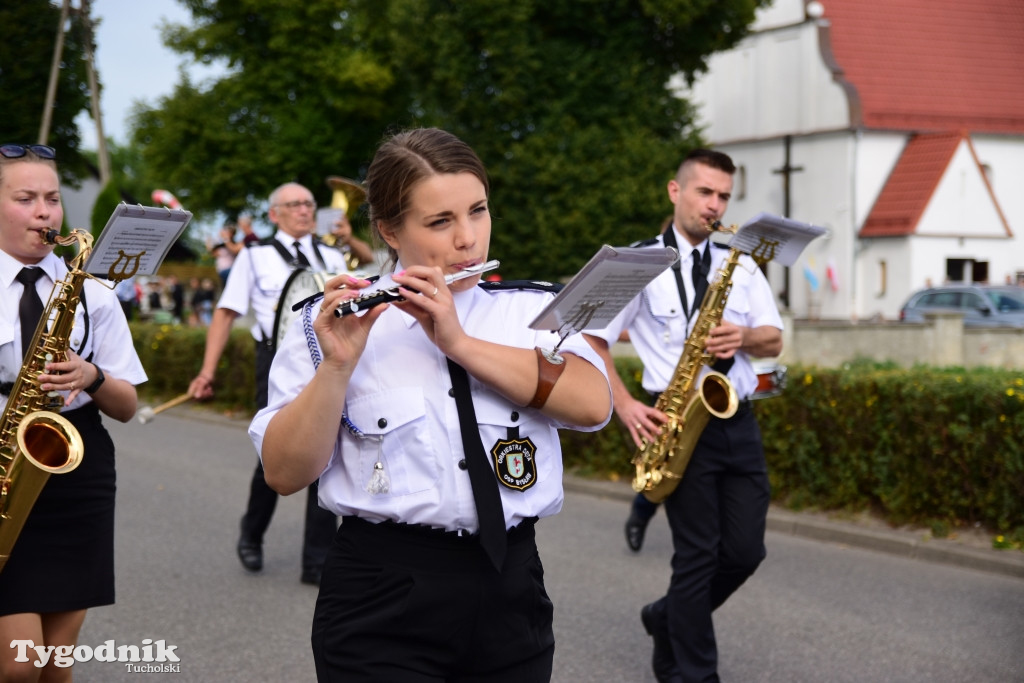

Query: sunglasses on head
<box><xmin>0</xmin><ymin>144</ymin><xmax>57</xmax><ymax>160</ymax></box>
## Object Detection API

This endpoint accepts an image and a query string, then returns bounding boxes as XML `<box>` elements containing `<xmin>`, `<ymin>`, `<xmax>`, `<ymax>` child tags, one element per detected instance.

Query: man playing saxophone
<box><xmin>0</xmin><ymin>143</ymin><xmax>147</xmax><ymax>682</ymax></box>
<box><xmin>585</xmin><ymin>149</ymin><xmax>783</xmax><ymax>683</ymax></box>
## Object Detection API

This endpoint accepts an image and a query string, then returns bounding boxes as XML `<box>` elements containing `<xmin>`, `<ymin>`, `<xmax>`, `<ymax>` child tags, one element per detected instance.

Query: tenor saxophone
<box><xmin>0</xmin><ymin>229</ymin><xmax>91</xmax><ymax>573</ymax></box>
<box><xmin>631</xmin><ymin>223</ymin><xmax>741</xmax><ymax>503</ymax></box>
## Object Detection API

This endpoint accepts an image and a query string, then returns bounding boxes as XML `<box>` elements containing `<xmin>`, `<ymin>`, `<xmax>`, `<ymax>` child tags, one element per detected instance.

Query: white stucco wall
<box><xmin>918</xmin><ymin>141</ymin><xmax>1006</xmax><ymax>238</ymax></box>
<box><xmin>683</xmin><ymin>16</ymin><xmax>850</xmax><ymax>144</ymax></box>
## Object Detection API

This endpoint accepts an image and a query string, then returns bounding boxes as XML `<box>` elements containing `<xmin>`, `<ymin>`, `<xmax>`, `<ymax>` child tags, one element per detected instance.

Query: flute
<box><xmin>334</xmin><ymin>260</ymin><xmax>501</xmax><ymax>318</ymax></box>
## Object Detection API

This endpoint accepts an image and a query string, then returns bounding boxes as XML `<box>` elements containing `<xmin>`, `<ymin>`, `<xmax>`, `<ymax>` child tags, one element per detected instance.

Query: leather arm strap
<box><xmin>528</xmin><ymin>347</ymin><xmax>566</xmax><ymax>409</ymax></box>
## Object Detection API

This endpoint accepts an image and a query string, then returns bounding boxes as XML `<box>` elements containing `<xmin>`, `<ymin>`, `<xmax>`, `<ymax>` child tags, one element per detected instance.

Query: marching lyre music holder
<box><xmin>726</xmin><ymin>212</ymin><xmax>826</xmax><ymax>268</ymax></box>
<box><xmin>529</xmin><ymin>245</ymin><xmax>680</xmax><ymax>358</ymax></box>
<box><xmin>83</xmin><ymin>202</ymin><xmax>193</xmax><ymax>283</ymax></box>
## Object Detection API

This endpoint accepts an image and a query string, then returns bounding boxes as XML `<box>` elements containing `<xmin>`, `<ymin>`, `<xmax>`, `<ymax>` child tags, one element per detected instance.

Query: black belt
<box><xmin>342</xmin><ymin>515</ymin><xmax>538</xmax><ymax>545</ymax></box>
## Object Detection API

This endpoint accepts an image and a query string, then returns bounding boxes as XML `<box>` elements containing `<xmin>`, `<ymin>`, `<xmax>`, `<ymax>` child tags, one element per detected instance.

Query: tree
<box><xmin>0</xmin><ymin>0</ymin><xmax>96</xmax><ymax>184</ymax></box>
<box><xmin>131</xmin><ymin>0</ymin><xmax>403</xmax><ymax>220</ymax></box>
<box><xmin>132</xmin><ymin>0</ymin><xmax>767</xmax><ymax>279</ymax></box>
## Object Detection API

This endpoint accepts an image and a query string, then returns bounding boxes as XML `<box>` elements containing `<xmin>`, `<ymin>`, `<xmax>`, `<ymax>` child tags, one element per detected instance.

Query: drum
<box><xmin>270</xmin><ymin>268</ymin><xmax>329</xmax><ymax>354</ymax></box>
<box><xmin>751</xmin><ymin>364</ymin><xmax>787</xmax><ymax>400</ymax></box>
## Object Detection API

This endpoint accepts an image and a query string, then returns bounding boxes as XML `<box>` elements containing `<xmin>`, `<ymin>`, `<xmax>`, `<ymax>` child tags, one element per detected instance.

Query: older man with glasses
<box><xmin>188</xmin><ymin>182</ymin><xmax>353</xmax><ymax>586</ymax></box>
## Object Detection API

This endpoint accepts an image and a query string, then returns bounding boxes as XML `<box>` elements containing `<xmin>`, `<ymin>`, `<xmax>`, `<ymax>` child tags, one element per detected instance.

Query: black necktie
<box><xmin>691</xmin><ymin>247</ymin><xmax>710</xmax><ymax>316</ymax></box>
<box><xmin>16</xmin><ymin>267</ymin><xmax>46</xmax><ymax>362</ymax></box>
<box><xmin>446</xmin><ymin>358</ymin><xmax>507</xmax><ymax>571</ymax></box>
<box><xmin>292</xmin><ymin>241</ymin><xmax>312</xmax><ymax>268</ymax></box>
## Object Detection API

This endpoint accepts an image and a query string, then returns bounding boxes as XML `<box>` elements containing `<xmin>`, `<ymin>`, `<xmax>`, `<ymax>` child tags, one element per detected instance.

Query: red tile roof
<box><xmin>819</xmin><ymin>0</ymin><xmax>1024</xmax><ymax>134</ymax></box>
<box><xmin>859</xmin><ymin>131</ymin><xmax>1011</xmax><ymax>237</ymax></box>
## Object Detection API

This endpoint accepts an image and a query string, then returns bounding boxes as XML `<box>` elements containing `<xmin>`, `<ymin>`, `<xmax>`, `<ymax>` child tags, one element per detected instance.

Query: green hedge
<box><xmin>130</xmin><ymin>322</ymin><xmax>257</xmax><ymax>413</ymax></box>
<box><xmin>756</xmin><ymin>362</ymin><xmax>1024</xmax><ymax>537</ymax></box>
<box><xmin>130</xmin><ymin>323</ymin><xmax>1024</xmax><ymax>540</ymax></box>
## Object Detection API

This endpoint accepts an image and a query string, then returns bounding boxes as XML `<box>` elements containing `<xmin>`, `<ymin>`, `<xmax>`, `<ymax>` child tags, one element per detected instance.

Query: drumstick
<box><xmin>137</xmin><ymin>392</ymin><xmax>193</xmax><ymax>424</ymax></box>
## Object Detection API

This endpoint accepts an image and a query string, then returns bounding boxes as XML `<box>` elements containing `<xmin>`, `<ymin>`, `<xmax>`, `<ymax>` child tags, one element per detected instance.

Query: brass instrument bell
<box><xmin>323</xmin><ymin>177</ymin><xmax>367</xmax><ymax>267</ymax></box>
<box><xmin>326</xmin><ymin>176</ymin><xmax>366</xmax><ymax>217</ymax></box>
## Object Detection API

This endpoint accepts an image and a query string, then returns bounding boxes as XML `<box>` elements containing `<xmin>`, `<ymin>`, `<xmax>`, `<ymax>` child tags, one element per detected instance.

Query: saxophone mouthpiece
<box><xmin>708</xmin><ymin>219</ymin><xmax>723</xmax><ymax>232</ymax></box>
<box><xmin>43</xmin><ymin>228</ymin><xmax>60</xmax><ymax>244</ymax></box>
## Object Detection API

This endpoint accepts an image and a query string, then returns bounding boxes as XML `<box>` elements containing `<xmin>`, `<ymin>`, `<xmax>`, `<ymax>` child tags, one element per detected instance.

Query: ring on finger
<box><xmin>430</xmin><ymin>287</ymin><xmax>439</xmax><ymax>298</ymax></box>
<box><xmin>635</xmin><ymin>423</ymin><xmax>642</xmax><ymax>431</ymax></box>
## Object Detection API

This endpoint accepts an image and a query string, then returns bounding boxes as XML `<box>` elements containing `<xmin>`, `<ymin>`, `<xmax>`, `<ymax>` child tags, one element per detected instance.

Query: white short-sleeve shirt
<box><xmin>591</xmin><ymin>229</ymin><xmax>783</xmax><ymax>399</ymax></box>
<box><xmin>217</xmin><ymin>233</ymin><xmax>351</xmax><ymax>342</ymax></box>
<box><xmin>249</xmin><ymin>274</ymin><xmax>612</xmax><ymax>534</ymax></box>
<box><xmin>0</xmin><ymin>250</ymin><xmax>147</xmax><ymax>411</ymax></box>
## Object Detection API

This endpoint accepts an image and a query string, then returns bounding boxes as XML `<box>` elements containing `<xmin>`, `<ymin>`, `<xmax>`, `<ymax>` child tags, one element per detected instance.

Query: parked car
<box><xmin>899</xmin><ymin>285</ymin><xmax>1024</xmax><ymax>327</ymax></box>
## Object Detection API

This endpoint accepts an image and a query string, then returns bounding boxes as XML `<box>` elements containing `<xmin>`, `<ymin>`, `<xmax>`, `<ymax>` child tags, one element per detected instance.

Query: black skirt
<box><xmin>0</xmin><ymin>402</ymin><xmax>117</xmax><ymax>616</ymax></box>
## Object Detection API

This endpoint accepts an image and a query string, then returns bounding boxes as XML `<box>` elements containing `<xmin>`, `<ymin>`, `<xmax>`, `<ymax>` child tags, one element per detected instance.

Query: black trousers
<box><xmin>652</xmin><ymin>404</ymin><xmax>770</xmax><ymax>683</ymax></box>
<box><xmin>312</xmin><ymin>516</ymin><xmax>554</xmax><ymax>683</ymax></box>
<box><xmin>239</xmin><ymin>339</ymin><xmax>337</xmax><ymax>571</ymax></box>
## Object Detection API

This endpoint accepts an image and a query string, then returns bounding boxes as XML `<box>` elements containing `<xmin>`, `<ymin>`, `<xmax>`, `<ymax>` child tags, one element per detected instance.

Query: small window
<box><xmin>925</xmin><ymin>292</ymin><xmax>960</xmax><ymax>307</ymax></box>
<box><xmin>963</xmin><ymin>293</ymin><xmax>987</xmax><ymax>310</ymax></box>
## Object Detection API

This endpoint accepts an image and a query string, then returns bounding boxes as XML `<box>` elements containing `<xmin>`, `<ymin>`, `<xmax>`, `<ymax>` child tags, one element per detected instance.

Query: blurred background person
<box><xmin>208</xmin><ymin>221</ymin><xmax>239</xmax><ymax>287</ymax></box>
<box><xmin>188</xmin><ymin>181</ymin><xmax>352</xmax><ymax>586</ymax></box>
<box><xmin>329</xmin><ymin>212</ymin><xmax>374</xmax><ymax>268</ymax></box>
<box><xmin>115</xmin><ymin>274</ymin><xmax>138</xmax><ymax>322</ymax></box>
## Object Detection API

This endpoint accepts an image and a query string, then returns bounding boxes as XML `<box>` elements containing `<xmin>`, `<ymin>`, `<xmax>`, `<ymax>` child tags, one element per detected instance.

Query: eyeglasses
<box><xmin>274</xmin><ymin>200</ymin><xmax>316</xmax><ymax>211</ymax></box>
<box><xmin>0</xmin><ymin>144</ymin><xmax>57</xmax><ymax>160</ymax></box>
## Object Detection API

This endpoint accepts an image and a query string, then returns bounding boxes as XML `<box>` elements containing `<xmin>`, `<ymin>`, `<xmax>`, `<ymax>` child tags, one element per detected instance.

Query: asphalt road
<box><xmin>62</xmin><ymin>408</ymin><xmax>1023</xmax><ymax>682</ymax></box>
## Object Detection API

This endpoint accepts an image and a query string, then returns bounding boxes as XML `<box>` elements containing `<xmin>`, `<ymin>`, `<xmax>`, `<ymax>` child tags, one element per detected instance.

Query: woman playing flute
<box><xmin>249</xmin><ymin>127</ymin><xmax>611</xmax><ymax>682</ymax></box>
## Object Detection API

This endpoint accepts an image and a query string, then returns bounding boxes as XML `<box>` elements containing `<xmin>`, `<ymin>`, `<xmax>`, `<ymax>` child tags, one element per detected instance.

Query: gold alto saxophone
<box><xmin>631</xmin><ymin>221</ymin><xmax>742</xmax><ymax>503</ymax></box>
<box><xmin>0</xmin><ymin>229</ymin><xmax>92</xmax><ymax>573</ymax></box>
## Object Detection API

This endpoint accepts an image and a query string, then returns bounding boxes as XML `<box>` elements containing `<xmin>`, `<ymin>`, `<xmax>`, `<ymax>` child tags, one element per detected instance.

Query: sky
<box><xmin>75</xmin><ymin>0</ymin><xmax>225</xmax><ymax>149</ymax></box>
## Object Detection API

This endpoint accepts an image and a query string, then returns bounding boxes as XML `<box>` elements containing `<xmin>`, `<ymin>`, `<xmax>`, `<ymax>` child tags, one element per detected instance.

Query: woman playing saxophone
<box><xmin>0</xmin><ymin>144</ymin><xmax>147</xmax><ymax>682</ymax></box>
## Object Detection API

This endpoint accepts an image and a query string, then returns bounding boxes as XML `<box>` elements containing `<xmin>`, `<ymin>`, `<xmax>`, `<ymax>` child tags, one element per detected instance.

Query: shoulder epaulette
<box><xmin>256</xmin><ymin>236</ymin><xmax>277</xmax><ymax>247</ymax></box>
<box><xmin>712</xmin><ymin>240</ymin><xmax>731</xmax><ymax>250</ymax></box>
<box><xmin>480</xmin><ymin>279</ymin><xmax>563</xmax><ymax>294</ymax></box>
<box><xmin>629</xmin><ymin>237</ymin><xmax>661</xmax><ymax>248</ymax></box>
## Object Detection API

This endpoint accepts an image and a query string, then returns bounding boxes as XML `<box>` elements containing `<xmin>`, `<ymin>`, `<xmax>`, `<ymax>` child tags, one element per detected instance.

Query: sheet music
<box><xmin>316</xmin><ymin>207</ymin><xmax>344</xmax><ymax>238</ymax></box>
<box><xmin>529</xmin><ymin>245</ymin><xmax>678</xmax><ymax>333</ymax></box>
<box><xmin>727</xmin><ymin>212</ymin><xmax>825</xmax><ymax>266</ymax></box>
<box><xmin>84</xmin><ymin>203</ymin><xmax>192</xmax><ymax>280</ymax></box>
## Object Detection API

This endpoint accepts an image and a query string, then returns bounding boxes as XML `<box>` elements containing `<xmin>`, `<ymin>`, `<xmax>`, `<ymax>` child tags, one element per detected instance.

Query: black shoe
<box><xmin>625</xmin><ymin>512</ymin><xmax>649</xmax><ymax>552</ymax></box>
<box><xmin>300</xmin><ymin>567</ymin><xmax>322</xmax><ymax>586</ymax></box>
<box><xmin>641</xmin><ymin>603</ymin><xmax>682</xmax><ymax>683</ymax></box>
<box><xmin>236</xmin><ymin>539</ymin><xmax>263</xmax><ymax>572</ymax></box>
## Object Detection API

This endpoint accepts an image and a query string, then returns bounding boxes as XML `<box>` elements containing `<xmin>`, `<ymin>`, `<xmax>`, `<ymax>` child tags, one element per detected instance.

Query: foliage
<box><xmin>0</xmin><ymin>0</ymin><xmax>95</xmax><ymax>184</ymax></box>
<box><xmin>755</xmin><ymin>364</ymin><xmax>1024</xmax><ymax>535</ymax></box>
<box><xmin>130</xmin><ymin>322</ymin><xmax>256</xmax><ymax>414</ymax></box>
<box><xmin>130</xmin><ymin>0</ymin><xmax>767</xmax><ymax>277</ymax></box>
<box><xmin>131</xmin><ymin>0</ymin><xmax>405</xmax><ymax>221</ymax></box>
<box><xmin>89</xmin><ymin>180</ymin><xmax>122</xmax><ymax>239</ymax></box>
<box><xmin>561</xmin><ymin>355</ymin><xmax>647</xmax><ymax>480</ymax></box>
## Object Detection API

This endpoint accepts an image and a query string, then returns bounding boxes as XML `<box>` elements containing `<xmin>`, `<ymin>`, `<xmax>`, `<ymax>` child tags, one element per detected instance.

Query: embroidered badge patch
<box><xmin>490</xmin><ymin>435</ymin><xmax>538</xmax><ymax>491</ymax></box>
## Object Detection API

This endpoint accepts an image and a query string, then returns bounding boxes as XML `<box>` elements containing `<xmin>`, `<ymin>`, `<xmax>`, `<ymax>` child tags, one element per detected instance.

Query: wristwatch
<box><xmin>84</xmin><ymin>363</ymin><xmax>106</xmax><ymax>394</ymax></box>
